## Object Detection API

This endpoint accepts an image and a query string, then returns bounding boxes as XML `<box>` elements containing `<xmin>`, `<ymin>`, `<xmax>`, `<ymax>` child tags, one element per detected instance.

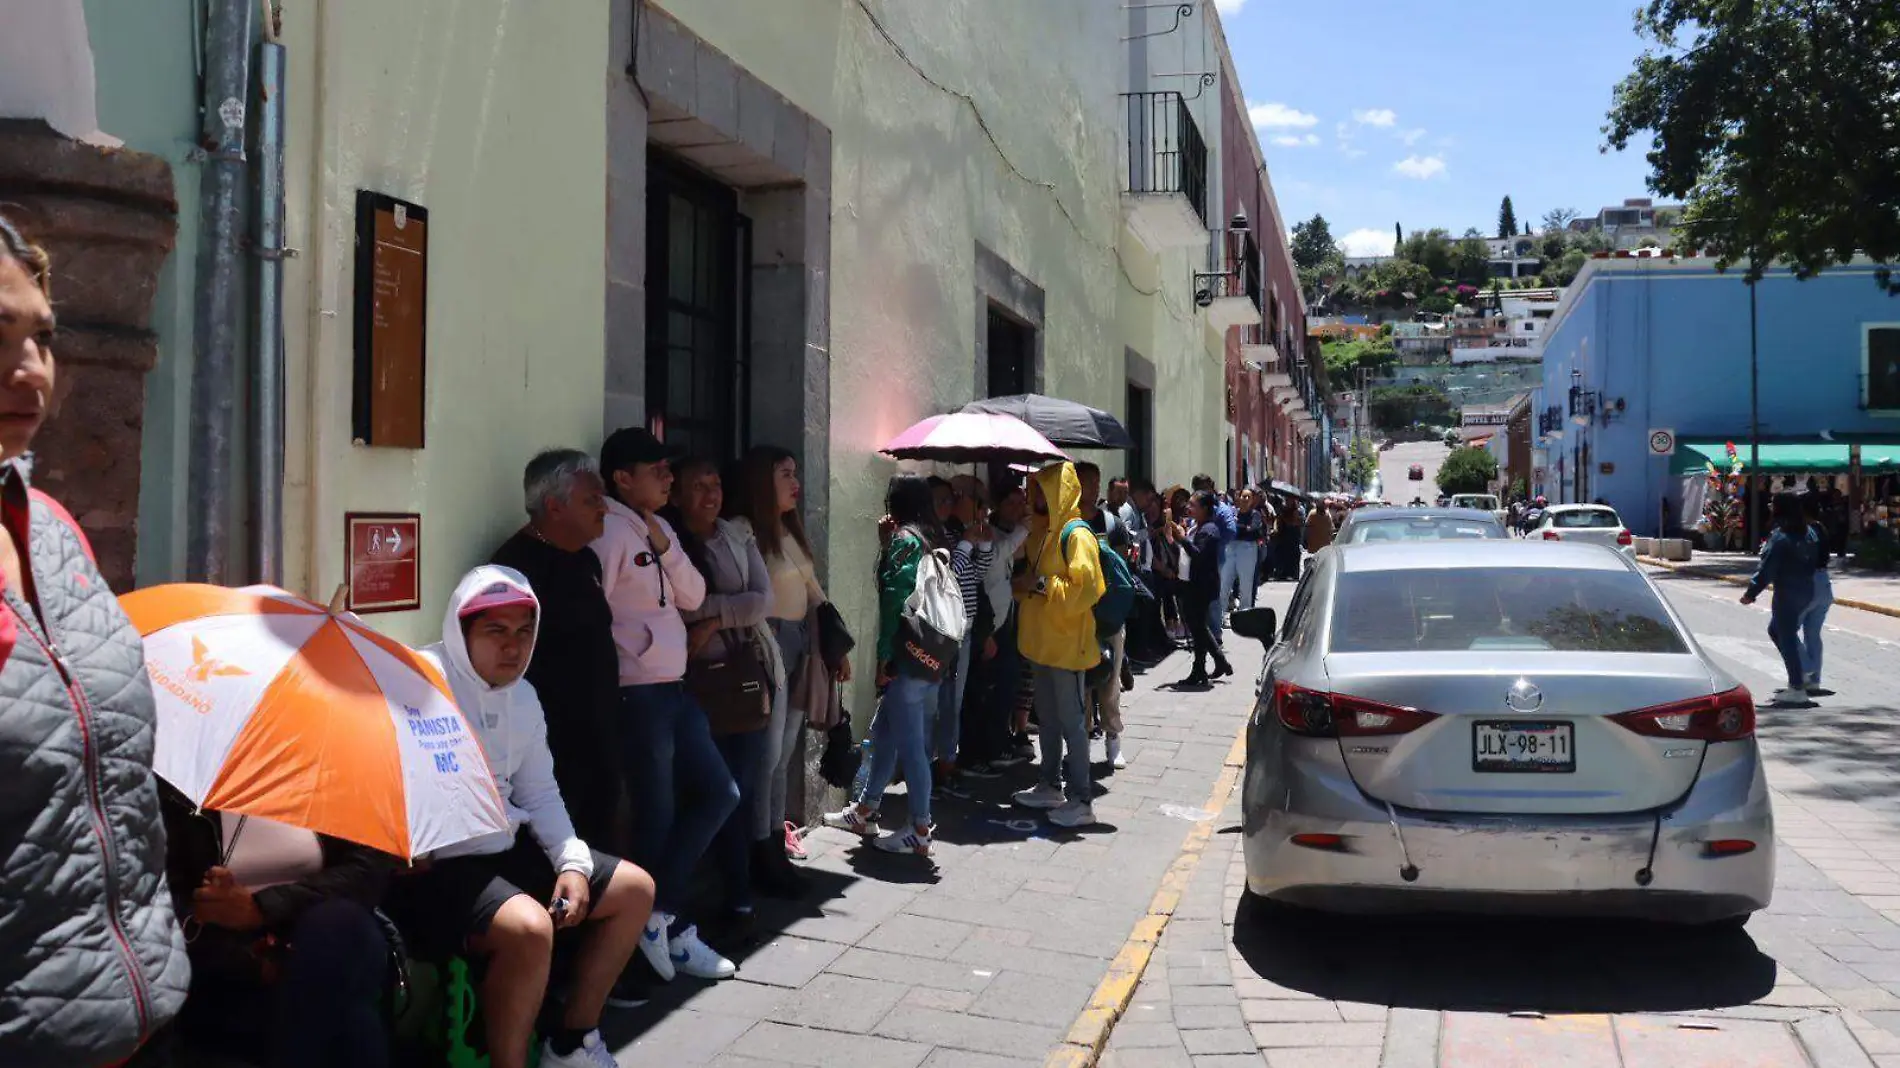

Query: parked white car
<box><xmin>1533</xmin><ymin>503</ymin><xmax>1635</xmax><ymax>557</ymax></box>
<box><xmin>1449</xmin><ymin>493</ymin><xmax>1507</xmax><ymax>528</ymax></box>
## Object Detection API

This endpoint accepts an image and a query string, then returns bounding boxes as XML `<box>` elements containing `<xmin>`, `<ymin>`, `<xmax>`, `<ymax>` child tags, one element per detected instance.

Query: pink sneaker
<box><xmin>784</xmin><ymin>821</ymin><xmax>808</xmax><ymax>860</ymax></box>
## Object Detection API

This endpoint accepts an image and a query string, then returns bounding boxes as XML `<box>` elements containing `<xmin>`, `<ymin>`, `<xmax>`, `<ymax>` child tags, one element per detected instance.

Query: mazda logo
<box><xmin>1506</xmin><ymin>679</ymin><xmax>1544</xmax><ymax>713</ymax></box>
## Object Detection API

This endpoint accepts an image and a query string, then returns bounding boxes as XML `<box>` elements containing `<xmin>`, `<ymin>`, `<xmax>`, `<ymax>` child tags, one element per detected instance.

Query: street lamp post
<box><xmin>1747</xmin><ymin>255</ymin><xmax>1761</xmax><ymax>549</ymax></box>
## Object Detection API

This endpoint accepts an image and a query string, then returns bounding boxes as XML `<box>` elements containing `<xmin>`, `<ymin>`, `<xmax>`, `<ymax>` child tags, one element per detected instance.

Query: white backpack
<box><xmin>891</xmin><ymin>537</ymin><xmax>967</xmax><ymax>680</ymax></box>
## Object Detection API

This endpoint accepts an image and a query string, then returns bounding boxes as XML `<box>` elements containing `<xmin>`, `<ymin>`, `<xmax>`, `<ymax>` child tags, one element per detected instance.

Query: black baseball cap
<box><xmin>600</xmin><ymin>427</ymin><xmax>674</xmax><ymax>474</ymax></box>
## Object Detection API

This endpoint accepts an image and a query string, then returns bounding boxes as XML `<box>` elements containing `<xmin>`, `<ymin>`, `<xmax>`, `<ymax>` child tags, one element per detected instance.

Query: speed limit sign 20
<box><xmin>1648</xmin><ymin>429</ymin><xmax>1676</xmax><ymax>457</ymax></box>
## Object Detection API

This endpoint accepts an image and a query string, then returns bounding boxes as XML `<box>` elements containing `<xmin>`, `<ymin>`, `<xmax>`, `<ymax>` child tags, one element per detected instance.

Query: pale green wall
<box><xmin>83</xmin><ymin>0</ymin><xmax>206</xmax><ymax>587</ymax></box>
<box><xmin>279</xmin><ymin>0</ymin><xmax>611</xmax><ymax>645</ymax></box>
<box><xmin>658</xmin><ymin>0</ymin><xmax>1225</xmax><ymax>711</ymax></box>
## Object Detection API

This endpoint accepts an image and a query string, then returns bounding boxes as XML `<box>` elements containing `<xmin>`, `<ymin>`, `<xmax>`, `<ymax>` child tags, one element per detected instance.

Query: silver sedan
<box><xmin>1233</xmin><ymin>540</ymin><xmax>1773</xmax><ymax>927</ymax></box>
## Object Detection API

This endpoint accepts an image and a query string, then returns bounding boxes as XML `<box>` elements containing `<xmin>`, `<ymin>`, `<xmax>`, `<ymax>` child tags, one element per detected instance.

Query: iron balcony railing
<box><xmin>1122</xmin><ymin>90</ymin><xmax>1209</xmax><ymax>229</ymax></box>
<box><xmin>1204</xmin><ymin>228</ymin><xmax>1262</xmax><ymax>311</ymax></box>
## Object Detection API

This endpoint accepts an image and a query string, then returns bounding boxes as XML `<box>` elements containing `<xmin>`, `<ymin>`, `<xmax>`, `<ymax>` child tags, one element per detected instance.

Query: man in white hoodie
<box><xmin>401</xmin><ymin>565</ymin><xmax>656</xmax><ymax>1068</ymax></box>
<box><xmin>593</xmin><ymin>427</ymin><xmax>740</xmax><ymax>984</ymax></box>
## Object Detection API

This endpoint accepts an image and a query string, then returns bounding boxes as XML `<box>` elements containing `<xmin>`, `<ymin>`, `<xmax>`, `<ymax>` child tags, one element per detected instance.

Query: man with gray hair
<box><xmin>491</xmin><ymin>448</ymin><xmax>623</xmax><ymax>851</ymax></box>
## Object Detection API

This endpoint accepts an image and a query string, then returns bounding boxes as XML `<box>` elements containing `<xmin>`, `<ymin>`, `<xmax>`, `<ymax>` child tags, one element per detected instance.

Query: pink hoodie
<box><xmin>591</xmin><ymin>497</ymin><xmax>706</xmax><ymax>685</ymax></box>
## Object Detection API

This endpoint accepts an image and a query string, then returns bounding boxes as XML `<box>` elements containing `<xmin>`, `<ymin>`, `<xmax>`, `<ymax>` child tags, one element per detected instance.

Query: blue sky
<box><xmin>1217</xmin><ymin>0</ymin><xmax>1662</xmax><ymax>255</ymax></box>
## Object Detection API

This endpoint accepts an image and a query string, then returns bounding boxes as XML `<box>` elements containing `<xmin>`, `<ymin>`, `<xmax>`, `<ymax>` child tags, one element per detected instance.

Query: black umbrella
<box><xmin>959</xmin><ymin>394</ymin><xmax>1134</xmax><ymax>450</ymax></box>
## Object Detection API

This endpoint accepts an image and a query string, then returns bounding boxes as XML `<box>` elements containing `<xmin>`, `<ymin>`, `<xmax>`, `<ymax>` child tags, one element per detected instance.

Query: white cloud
<box><xmin>1393</xmin><ymin>154</ymin><xmax>1447</xmax><ymax>180</ymax></box>
<box><xmin>1353</xmin><ymin>108</ymin><xmax>1398</xmax><ymax>127</ymax></box>
<box><xmin>1400</xmin><ymin>128</ymin><xmax>1427</xmax><ymax>146</ymax></box>
<box><xmin>1272</xmin><ymin>134</ymin><xmax>1320</xmax><ymax>147</ymax></box>
<box><xmin>1248</xmin><ymin>101</ymin><xmax>1318</xmax><ymax>129</ymax></box>
<box><xmin>1340</xmin><ymin>228</ymin><xmax>1396</xmax><ymax>257</ymax></box>
<box><xmin>1214</xmin><ymin>0</ymin><xmax>1247</xmax><ymax>11</ymax></box>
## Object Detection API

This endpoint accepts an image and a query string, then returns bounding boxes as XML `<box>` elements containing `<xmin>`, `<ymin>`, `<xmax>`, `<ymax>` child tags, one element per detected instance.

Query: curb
<box><xmin>1044</xmin><ymin>722</ymin><xmax>1250</xmax><ymax>1068</ymax></box>
<box><xmin>1638</xmin><ymin>556</ymin><xmax>1900</xmax><ymax>621</ymax></box>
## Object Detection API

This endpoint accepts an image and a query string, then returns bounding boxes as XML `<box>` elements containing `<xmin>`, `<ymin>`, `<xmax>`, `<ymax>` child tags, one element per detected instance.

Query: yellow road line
<box><xmin>1639</xmin><ymin>555</ymin><xmax>1900</xmax><ymax>620</ymax></box>
<box><xmin>1045</xmin><ymin>720</ymin><xmax>1250</xmax><ymax>1068</ymax></box>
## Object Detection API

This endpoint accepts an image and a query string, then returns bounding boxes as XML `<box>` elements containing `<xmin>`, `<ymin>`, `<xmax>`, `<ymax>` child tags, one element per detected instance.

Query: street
<box><xmin>1376</xmin><ymin>441</ymin><xmax>1451</xmax><ymax>504</ymax></box>
<box><xmin>1104</xmin><ymin>570</ymin><xmax>1900</xmax><ymax>1068</ymax></box>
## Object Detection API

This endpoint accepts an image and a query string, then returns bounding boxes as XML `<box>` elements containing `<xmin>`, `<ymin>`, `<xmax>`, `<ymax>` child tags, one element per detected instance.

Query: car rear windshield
<box><xmin>1330</xmin><ymin>566</ymin><xmax>1688</xmax><ymax>653</ymax></box>
<box><xmin>1346</xmin><ymin>517</ymin><xmax>1502</xmax><ymax>543</ymax></box>
<box><xmin>1553</xmin><ymin>509</ymin><xmax>1621</xmax><ymax>529</ymax></box>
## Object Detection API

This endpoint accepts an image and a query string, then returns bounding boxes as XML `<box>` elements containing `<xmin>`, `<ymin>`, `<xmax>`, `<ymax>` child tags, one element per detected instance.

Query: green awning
<box><xmin>1671</xmin><ymin>439</ymin><xmax>1900</xmax><ymax>476</ymax></box>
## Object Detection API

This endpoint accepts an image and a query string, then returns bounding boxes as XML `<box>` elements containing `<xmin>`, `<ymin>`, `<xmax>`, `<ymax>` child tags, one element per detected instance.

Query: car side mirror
<box><xmin>1231</xmin><ymin>607</ymin><xmax>1278</xmax><ymax>645</ymax></box>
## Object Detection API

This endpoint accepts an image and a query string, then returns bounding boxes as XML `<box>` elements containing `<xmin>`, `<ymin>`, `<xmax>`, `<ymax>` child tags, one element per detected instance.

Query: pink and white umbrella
<box><xmin>881</xmin><ymin>412</ymin><xmax>1069</xmax><ymax>466</ymax></box>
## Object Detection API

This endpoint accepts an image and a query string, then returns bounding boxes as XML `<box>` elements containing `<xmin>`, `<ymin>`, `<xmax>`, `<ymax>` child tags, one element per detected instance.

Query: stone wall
<box><xmin>0</xmin><ymin>120</ymin><xmax>176</xmax><ymax>590</ymax></box>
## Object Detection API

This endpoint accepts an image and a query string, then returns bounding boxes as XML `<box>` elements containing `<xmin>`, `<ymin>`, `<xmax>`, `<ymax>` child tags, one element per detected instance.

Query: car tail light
<box><xmin>1610</xmin><ymin>685</ymin><xmax>1755</xmax><ymax>741</ymax></box>
<box><xmin>1273</xmin><ymin>680</ymin><xmax>1438</xmax><ymax>738</ymax></box>
<box><xmin>1617</xmin><ymin>530</ymin><xmax>1634</xmax><ymax>546</ymax></box>
<box><xmin>1703</xmin><ymin>839</ymin><xmax>1757</xmax><ymax>857</ymax></box>
<box><xmin>1542</xmin><ymin>530</ymin><xmax>1561</xmax><ymax>541</ymax></box>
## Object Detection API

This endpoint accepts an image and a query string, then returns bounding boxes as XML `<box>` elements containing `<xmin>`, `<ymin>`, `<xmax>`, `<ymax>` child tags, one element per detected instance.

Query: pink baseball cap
<box><xmin>458</xmin><ymin>581</ymin><xmax>536</xmax><ymax>619</ymax></box>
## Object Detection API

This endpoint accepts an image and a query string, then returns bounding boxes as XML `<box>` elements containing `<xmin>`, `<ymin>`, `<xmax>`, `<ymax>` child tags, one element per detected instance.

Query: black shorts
<box><xmin>389</xmin><ymin>830</ymin><xmax>619</xmax><ymax>961</ymax></box>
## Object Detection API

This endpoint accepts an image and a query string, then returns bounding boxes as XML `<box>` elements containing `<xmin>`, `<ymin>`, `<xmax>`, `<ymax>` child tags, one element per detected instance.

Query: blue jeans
<box><xmin>1034</xmin><ymin>664</ymin><xmax>1091</xmax><ymax>806</ymax></box>
<box><xmin>180</xmin><ymin>898</ymin><xmax>390</xmax><ymax>1068</ymax></box>
<box><xmin>759</xmin><ymin>618</ymin><xmax>809</xmax><ymax>840</ymax></box>
<box><xmin>1800</xmin><ymin>570</ymin><xmax>1834</xmax><ymax>684</ymax></box>
<box><xmin>1767</xmin><ymin>600</ymin><xmax>1808</xmax><ymax>691</ymax></box>
<box><xmin>859</xmin><ymin>673</ymin><xmax>938</xmax><ymax>829</ymax></box>
<box><xmin>933</xmin><ymin>639</ymin><xmax>972</xmax><ymax>764</ymax></box>
<box><xmin>1219</xmin><ymin>542</ymin><xmax>1258</xmax><ymax>612</ymax></box>
<box><xmin>622</xmin><ymin>682</ymin><xmax>741</xmax><ymax>918</ymax></box>
<box><xmin>714</xmin><ymin>726</ymin><xmax>770</xmax><ymax>911</ymax></box>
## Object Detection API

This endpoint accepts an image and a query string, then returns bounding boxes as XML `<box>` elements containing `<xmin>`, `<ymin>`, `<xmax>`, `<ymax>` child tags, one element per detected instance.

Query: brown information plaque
<box><xmin>345</xmin><ymin>513</ymin><xmax>422</xmax><ymax>614</ymax></box>
<box><xmin>352</xmin><ymin>191</ymin><xmax>428</xmax><ymax>448</ymax></box>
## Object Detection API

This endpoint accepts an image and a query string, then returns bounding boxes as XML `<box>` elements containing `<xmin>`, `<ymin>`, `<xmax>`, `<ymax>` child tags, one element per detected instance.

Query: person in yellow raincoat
<box><xmin>1009</xmin><ymin>462</ymin><xmax>1106</xmax><ymax>828</ymax></box>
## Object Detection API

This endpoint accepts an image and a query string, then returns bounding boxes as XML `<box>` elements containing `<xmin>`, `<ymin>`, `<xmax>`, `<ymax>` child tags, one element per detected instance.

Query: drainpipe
<box><xmin>186</xmin><ymin>0</ymin><xmax>255</xmax><ymax>583</ymax></box>
<box><xmin>251</xmin><ymin>25</ymin><xmax>286</xmax><ymax>585</ymax></box>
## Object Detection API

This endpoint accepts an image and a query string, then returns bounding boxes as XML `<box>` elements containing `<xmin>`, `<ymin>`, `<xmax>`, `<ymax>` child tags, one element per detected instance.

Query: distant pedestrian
<box><xmin>1224</xmin><ymin>489</ymin><xmax>1264</xmax><ymax>612</ymax></box>
<box><xmin>1741</xmin><ymin>492</ymin><xmax>1819</xmax><ymax>708</ymax></box>
<box><xmin>1167</xmin><ymin>491</ymin><xmax>1233</xmax><ymax>687</ymax></box>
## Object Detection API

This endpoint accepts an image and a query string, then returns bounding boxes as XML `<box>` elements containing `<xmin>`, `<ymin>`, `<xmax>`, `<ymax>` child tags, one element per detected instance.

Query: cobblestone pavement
<box><xmin>1103</xmin><ymin>567</ymin><xmax>1900</xmax><ymax>1068</ymax></box>
<box><xmin>597</xmin><ymin>592</ymin><xmax>1287</xmax><ymax>1066</ymax></box>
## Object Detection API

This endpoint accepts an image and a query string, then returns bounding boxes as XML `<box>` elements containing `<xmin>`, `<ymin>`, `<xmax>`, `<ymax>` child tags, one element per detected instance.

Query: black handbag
<box><xmin>819</xmin><ymin>719</ymin><xmax>861</xmax><ymax>789</ymax></box>
<box><xmin>685</xmin><ymin>629</ymin><xmax>772</xmax><ymax>735</ymax></box>
<box><xmin>815</xmin><ymin>600</ymin><xmax>855</xmax><ymax>671</ymax></box>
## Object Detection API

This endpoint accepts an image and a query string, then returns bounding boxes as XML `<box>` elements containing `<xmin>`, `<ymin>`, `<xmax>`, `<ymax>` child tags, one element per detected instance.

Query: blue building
<box><xmin>1533</xmin><ymin>257</ymin><xmax>1900</xmax><ymax>537</ymax></box>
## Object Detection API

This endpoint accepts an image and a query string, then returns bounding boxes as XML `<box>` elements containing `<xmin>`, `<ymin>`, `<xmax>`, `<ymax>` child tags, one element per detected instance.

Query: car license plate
<box><xmin>1473</xmin><ymin>720</ymin><xmax>1574</xmax><ymax>773</ymax></box>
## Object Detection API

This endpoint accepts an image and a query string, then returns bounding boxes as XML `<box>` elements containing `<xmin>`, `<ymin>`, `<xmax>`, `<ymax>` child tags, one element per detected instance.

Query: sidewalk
<box><xmin>599</xmin><ymin>616</ymin><xmax>1275</xmax><ymax>1066</ymax></box>
<box><xmin>1639</xmin><ymin>551</ymin><xmax>1900</xmax><ymax>619</ymax></box>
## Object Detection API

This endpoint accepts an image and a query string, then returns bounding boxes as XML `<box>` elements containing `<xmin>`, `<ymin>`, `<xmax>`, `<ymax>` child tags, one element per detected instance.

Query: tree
<box><xmin>1369</xmin><ymin>384</ymin><xmax>1455</xmax><ymax>430</ymax></box>
<box><xmin>1497</xmin><ymin>196</ymin><xmax>1518</xmax><ymax>238</ymax></box>
<box><xmin>1545</xmin><ymin>249</ymin><xmax>1590</xmax><ymax>287</ymax></box>
<box><xmin>1394</xmin><ymin>222</ymin><xmax>1403</xmax><ymax>255</ymax></box>
<box><xmin>1344</xmin><ymin>438</ymin><xmax>1379</xmax><ymax>489</ymax></box>
<box><xmin>1541</xmin><ymin>207</ymin><xmax>1580</xmax><ymax>233</ymax></box>
<box><xmin>1290</xmin><ymin>214</ymin><xmax>1341</xmax><ymax>271</ymax></box>
<box><xmin>1604</xmin><ymin>0</ymin><xmax>1900</xmax><ymax>288</ymax></box>
<box><xmin>1437</xmin><ymin>446</ymin><xmax>1500</xmax><ymax>495</ymax></box>
<box><xmin>1321</xmin><ymin>336</ymin><xmax>1397</xmax><ymax>379</ymax></box>
<box><xmin>1399</xmin><ymin>228</ymin><xmax>1457</xmax><ymax>281</ymax></box>
<box><xmin>1362</xmin><ymin>258</ymin><xmax>1435</xmax><ymax>307</ymax></box>
<box><xmin>1454</xmin><ymin>236</ymin><xmax>1491</xmax><ymax>285</ymax></box>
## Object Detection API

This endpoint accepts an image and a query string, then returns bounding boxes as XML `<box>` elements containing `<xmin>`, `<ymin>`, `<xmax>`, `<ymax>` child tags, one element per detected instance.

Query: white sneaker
<box><xmin>822</xmin><ymin>806</ymin><xmax>874</xmax><ymax>835</ymax></box>
<box><xmin>1048</xmin><ymin>801</ymin><xmax>1096</xmax><ymax>828</ymax></box>
<box><xmin>1013</xmin><ymin>784</ymin><xmax>1066</xmax><ymax>810</ymax></box>
<box><xmin>1106</xmin><ymin>736</ymin><xmax>1126</xmax><ymax>769</ymax></box>
<box><xmin>638</xmin><ymin>912</ymin><xmax>676</xmax><ymax>982</ymax></box>
<box><xmin>873</xmin><ymin>825</ymin><xmax>931</xmax><ymax>856</ymax></box>
<box><xmin>540</xmin><ymin>1029</ymin><xmax>619</xmax><ymax>1068</ymax></box>
<box><xmin>1769</xmin><ymin>688</ymin><xmax>1810</xmax><ymax>707</ymax></box>
<box><xmin>669</xmin><ymin>924</ymin><xmax>737</xmax><ymax>980</ymax></box>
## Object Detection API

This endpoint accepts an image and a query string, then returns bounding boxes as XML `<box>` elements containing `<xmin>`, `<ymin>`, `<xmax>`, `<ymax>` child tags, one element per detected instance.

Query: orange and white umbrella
<box><xmin>120</xmin><ymin>583</ymin><xmax>508</xmax><ymax>861</ymax></box>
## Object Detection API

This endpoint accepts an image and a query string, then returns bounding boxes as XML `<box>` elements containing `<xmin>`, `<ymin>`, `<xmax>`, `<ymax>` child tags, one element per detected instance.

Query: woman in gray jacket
<box><xmin>665</xmin><ymin>457</ymin><xmax>778</xmax><ymax>944</ymax></box>
<box><xmin>0</xmin><ymin>215</ymin><xmax>188</xmax><ymax>1067</ymax></box>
